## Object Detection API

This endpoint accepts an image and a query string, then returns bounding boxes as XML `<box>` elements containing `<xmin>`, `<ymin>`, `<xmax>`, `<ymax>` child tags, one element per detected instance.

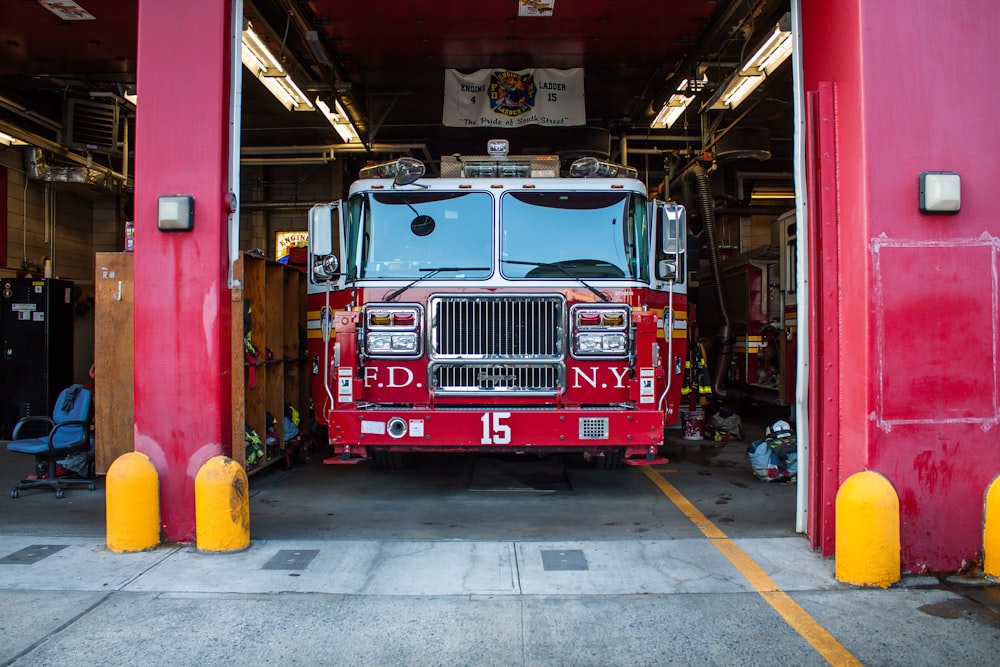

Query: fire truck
<box><xmin>305</xmin><ymin>140</ymin><xmax>688</xmax><ymax>468</ymax></box>
<box><xmin>696</xmin><ymin>208</ymin><xmax>797</xmax><ymax>406</ymax></box>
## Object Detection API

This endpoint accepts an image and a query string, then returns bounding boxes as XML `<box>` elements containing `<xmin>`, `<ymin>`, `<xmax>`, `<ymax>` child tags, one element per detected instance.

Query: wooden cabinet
<box><xmin>94</xmin><ymin>252</ymin><xmax>135</xmax><ymax>474</ymax></box>
<box><xmin>230</xmin><ymin>253</ymin><xmax>309</xmax><ymax>474</ymax></box>
<box><xmin>94</xmin><ymin>252</ymin><xmax>309</xmax><ymax>476</ymax></box>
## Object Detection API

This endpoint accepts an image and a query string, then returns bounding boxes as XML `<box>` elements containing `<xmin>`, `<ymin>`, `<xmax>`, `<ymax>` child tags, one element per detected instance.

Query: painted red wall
<box><xmin>134</xmin><ymin>0</ymin><xmax>234</xmax><ymax>542</ymax></box>
<box><xmin>803</xmin><ymin>0</ymin><xmax>1000</xmax><ymax>571</ymax></box>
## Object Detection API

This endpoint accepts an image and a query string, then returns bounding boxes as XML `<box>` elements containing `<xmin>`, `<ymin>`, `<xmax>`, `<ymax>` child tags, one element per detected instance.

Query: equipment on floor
<box><xmin>7</xmin><ymin>383</ymin><xmax>96</xmax><ymax>498</ymax></box>
<box><xmin>747</xmin><ymin>418</ymin><xmax>796</xmax><ymax>482</ymax></box>
<box><xmin>705</xmin><ymin>406</ymin><xmax>743</xmax><ymax>441</ymax></box>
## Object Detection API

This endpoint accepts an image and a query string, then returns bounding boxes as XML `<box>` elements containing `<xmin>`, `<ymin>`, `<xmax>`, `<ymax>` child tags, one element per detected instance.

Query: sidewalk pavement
<box><xmin>1</xmin><ymin>531</ymin><xmax>998</xmax><ymax>666</ymax></box>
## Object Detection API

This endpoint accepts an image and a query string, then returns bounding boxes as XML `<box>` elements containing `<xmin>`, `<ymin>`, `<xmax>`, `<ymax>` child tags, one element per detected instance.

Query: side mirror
<box><xmin>313</xmin><ymin>255</ymin><xmax>340</xmax><ymax>281</ymax></box>
<box><xmin>393</xmin><ymin>157</ymin><xmax>426</xmax><ymax>187</ymax></box>
<box><xmin>658</xmin><ymin>260</ymin><xmax>677</xmax><ymax>281</ymax></box>
<box><xmin>309</xmin><ymin>205</ymin><xmax>333</xmax><ymax>255</ymax></box>
<box><xmin>661</xmin><ymin>205</ymin><xmax>685</xmax><ymax>254</ymax></box>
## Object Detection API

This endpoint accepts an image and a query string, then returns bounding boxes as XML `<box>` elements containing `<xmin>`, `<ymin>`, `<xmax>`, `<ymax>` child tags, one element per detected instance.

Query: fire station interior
<box><xmin>0</xmin><ymin>1</ymin><xmax>800</xmax><ymax>537</ymax></box>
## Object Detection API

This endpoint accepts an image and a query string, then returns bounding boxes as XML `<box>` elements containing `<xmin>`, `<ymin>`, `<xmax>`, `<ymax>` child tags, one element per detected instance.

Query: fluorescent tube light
<box><xmin>708</xmin><ymin>13</ymin><xmax>791</xmax><ymax>111</ymax></box>
<box><xmin>651</xmin><ymin>75</ymin><xmax>706</xmax><ymax>129</ymax></box>
<box><xmin>241</xmin><ymin>23</ymin><xmax>314</xmax><ymax>112</ymax></box>
<box><xmin>743</xmin><ymin>15</ymin><xmax>793</xmax><ymax>76</ymax></box>
<box><xmin>0</xmin><ymin>131</ymin><xmax>27</xmax><ymax>146</ymax></box>
<box><xmin>242</xmin><ymin>24</ymin><xmax>284</xmax><ymax>75</ymax></box>
<box><xmin>316</xmin><ymin>98</ymin><xmax>360</xmax><ymax>143</ymax></box>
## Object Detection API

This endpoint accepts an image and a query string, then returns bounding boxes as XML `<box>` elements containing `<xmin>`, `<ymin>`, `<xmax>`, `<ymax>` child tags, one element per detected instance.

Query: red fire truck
<box><xmin>305</xmin><ymin>140</ymin><xmax>687</xmax><ymax>468</ymax></box>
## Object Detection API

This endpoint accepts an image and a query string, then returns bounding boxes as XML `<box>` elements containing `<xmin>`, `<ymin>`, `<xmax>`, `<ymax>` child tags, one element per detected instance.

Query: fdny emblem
<box><xmin>489</xmin><ymin>70</ymin><xmax>536</xmax><ymax>117</ymax></box>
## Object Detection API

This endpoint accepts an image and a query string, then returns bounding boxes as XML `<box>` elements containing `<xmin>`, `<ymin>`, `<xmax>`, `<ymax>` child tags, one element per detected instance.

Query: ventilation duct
<box><xmin>25</xmin><ymin>147</ymin><xmax>115</xmax><ymax>190</ymax></box>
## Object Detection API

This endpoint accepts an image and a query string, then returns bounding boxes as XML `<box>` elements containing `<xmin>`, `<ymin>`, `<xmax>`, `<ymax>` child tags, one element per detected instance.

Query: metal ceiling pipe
<box><xmin>714</xmin><ymin>205</ymin><xmax>796</xmax><ymax>216</ymax></box>
<box><xmin>0</xmin><ymin>95</ymin><xmax>62</xmax><ymax>133</ymax></box>
<box><xmin>624</xmin><ymin>134</ymin><xmax>702</xmax><ymax>143</ymax></box>
<box><xmin>240</xmin><ymin>201</ymin><xmax>315</xmax><ymax>210</ymax></box>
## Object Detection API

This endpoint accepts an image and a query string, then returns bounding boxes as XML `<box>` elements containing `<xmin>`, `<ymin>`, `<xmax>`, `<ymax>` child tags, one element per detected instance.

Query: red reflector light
<box><xmin>392</xmin><ymin>312</ymin><xmax>415</xmax><ymax>326</ymax></box>
<box><xmin>578</xmin><ymin>312</ymin><xmax>601</xmax><ymax>326</ymax></box>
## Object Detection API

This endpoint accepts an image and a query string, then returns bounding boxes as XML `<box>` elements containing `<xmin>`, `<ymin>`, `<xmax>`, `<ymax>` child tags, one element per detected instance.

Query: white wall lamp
<box><xmin>707</xmin><ymin>12</ymin><xmax>792</xmax><ymax>111</ymax></box>
<box><xmin>241</xmin><ymin>23</ymin><xmax>314</xmax><ymax>112</ymax></box>
<box><xmin>650</xmin><ymin>74</ymin><xmax>707</xmax><ymax>129</ymax></box>
<box><xmin>316</xmin><ymin>97</ymin><xmax>360</xmax><ymax>144</ymax></box>
<box><xmin>919</xmin><ymin>171</ymin><xmax>961</xmax><ymax>214</ymax></box>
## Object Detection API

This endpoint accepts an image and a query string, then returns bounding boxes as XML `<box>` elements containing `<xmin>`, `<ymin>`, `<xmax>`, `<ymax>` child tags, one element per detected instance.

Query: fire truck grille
<box><xmin>431</xmin><ymin>295</ymin><xmax>564</xmax><ymax>358</ymax></box>
<box><xmin>429</xmin><ymin>295</ymin><xmax>564</xmax><ymax>394</ymax></box>
<box><xmin>432</xmin><ymin>363</ymin><xmax>561</xmax><ymax>392</ymax></box>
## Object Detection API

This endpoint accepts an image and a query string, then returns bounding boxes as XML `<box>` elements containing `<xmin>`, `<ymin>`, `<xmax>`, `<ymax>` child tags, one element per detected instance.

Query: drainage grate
<box><xmin>262</xmin><ymin>549</ymin><xmax>319</xmax><ymax>571</ymax></box>
<box><xmin>0</xmin><ymin>544</ymin><xmax>67</xmax><ymax>565</ymax></box>
<box><xmin>540</xmin><ymin>549</ymin><xmax>589</xmax><ymax>571</ymax></box>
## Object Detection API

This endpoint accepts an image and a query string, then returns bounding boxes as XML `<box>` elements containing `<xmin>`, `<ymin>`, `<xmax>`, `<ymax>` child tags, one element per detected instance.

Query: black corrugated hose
<box><xmin>693</xmin><ymin>162</ymin><xmax>733</xmax><ymax>399</ymax></box>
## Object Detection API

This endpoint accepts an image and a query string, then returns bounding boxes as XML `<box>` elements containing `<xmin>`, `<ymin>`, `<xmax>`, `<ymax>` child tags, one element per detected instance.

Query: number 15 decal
<box><xmin>480</xmin><ymin>412</ymin><xmax>511</xmax><ymax>445</ymax></box>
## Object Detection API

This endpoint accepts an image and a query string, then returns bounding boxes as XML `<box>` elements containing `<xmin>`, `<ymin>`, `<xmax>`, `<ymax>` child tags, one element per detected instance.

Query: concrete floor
<box><xmin>1</xmin><ymin>415</ymin><xmax>999</xmax><ymax>666</ymax></box>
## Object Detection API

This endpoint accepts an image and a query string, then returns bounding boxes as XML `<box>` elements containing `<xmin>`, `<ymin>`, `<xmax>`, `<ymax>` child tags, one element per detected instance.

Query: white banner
<box><xmin>443</xmin><ymin>68</ymin><xmax>586</xmax><ymax>128</ymax></box>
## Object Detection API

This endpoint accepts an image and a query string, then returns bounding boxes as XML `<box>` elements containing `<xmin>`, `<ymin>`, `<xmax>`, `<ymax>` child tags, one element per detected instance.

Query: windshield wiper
<box><xmin>502</xmin><ymin>259</ymin><xmax>611</xmax><ymax>302</ymax></box>
<box><xmin>384</xmin><ymin>266</ymin><xmax>490</xmax><ymax>302</ymax></box>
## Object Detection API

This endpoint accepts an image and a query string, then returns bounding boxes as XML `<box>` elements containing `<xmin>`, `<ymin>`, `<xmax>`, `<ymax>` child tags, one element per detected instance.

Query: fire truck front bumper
<box><xmin>324</xmin><ymin>407</ymin><xmax>668</xmax><ymax>464</ymax></box>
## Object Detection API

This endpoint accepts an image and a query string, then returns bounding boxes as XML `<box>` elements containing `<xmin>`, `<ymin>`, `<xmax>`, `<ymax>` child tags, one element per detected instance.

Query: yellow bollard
<box><xmin>195</xmin><ymin>455</ymin><xmax>250</xmax><ymax>552</ymax></box>
<box><xmin>106</xmin><ymin>452</ymin><xmax>161</xmax><ymax>552</ymax></box>
<box><xmin>835</xmin><ymin>470</ymin><xmax>900</xmax><ymax>588</ymax></box>
<box><xmin>985</xmin><ymin>474</ymin><xmax>1000</xmax><ymax>578</ymax></box>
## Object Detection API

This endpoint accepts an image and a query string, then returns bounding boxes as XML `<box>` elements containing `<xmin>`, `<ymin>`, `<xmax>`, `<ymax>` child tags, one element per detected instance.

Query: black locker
<box><xmin>0</xmin><ymin>278</ymin><xmax>74</xmax><ymax>438</ymax></box>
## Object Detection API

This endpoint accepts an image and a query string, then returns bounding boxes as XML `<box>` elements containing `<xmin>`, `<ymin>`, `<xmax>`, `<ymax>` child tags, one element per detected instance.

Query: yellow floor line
<box><xmin>643</xmin><ymin>467</ymin><xmax>863</xmax><ymax>667</ymax></box>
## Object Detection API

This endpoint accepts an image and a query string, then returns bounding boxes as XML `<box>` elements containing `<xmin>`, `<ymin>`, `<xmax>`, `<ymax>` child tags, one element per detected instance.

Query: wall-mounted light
<box><xmin>919</xmin><ymin>171</ymin><xmax>961</xmax><ymax>214</ymax></box>
<box><xmin>707</xmin><ymin>12</ymin><xmax>792</xmax><ymax>111</ymax></box>
<box><xmin>241</xmin><ymin>23</ymin><xmax>314</xmax><ymax>112</ymax></box>
<box><xmin>158</xmin><ymin>195</ymin><xmax>194</xmax><ymax>231</ymax></box>
<box><xmin>316</xmin><ymin>97</ymin><xmax>360</xmax><ymax>143</ymax></box>
<box><xmin>651</xmin><ymin>74</ymin><xmax>707</xmax><ymax>129</ymax></box>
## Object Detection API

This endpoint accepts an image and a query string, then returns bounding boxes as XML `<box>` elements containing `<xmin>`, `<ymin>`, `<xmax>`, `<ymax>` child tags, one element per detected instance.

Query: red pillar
<box><xmin>133</xmin><ymin>0</ymin><xmax>234</xmax><ymax>542</ymax></box>
<box><xmin>802</xmin><ymin>0</ymin><xmax>1000</xmax><ymax>571</ymax></box>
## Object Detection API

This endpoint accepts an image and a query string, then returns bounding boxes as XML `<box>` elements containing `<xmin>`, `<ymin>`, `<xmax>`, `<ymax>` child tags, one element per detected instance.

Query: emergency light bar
<box><xmin>439</xmin><ymin>154</ymin><xmax>560</xmax><ymax>178</ymax></box>
<box><xmin>461</xmin><ymin>161</ymin><xmax>532</xmax><ymax>178</ymax></box>
<box><xmin>569</xmin><ymin>157</ymin><xmax>638</xmax><ymax>179</ymax></box>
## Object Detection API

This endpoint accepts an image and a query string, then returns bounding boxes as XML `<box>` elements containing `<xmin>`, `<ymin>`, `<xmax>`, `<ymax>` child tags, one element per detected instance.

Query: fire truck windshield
<box><xmin>354</xmin><ymin>191</ymin><xmax>493</xmax><ymax>280</ymax></box>
<box><xmin>500</xmin><ymin>191</ymin><xmax>648</xmax><ymax>281</ymax></box>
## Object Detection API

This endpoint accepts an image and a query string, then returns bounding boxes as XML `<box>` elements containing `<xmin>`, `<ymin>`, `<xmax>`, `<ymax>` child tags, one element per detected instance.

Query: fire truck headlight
<box><xmin>577</xmin><ymin>334</ymin><xmax>603</xmax><ymax>354</ymax></box>
<box><xmin>601</xmin><ymin>333</ymin><xmax>627</xmax><ymax>352</ymax></box>
<box><xmin>367</xmin><ymin>332</ymin><xmax>418</xmax><ymax>355</ymax></box>
<box><xmin>391</xmin><ymin>333</ymin><xmax>418</xmax><ymax>352</ymax></box>
<box><xmin>368</xmin><ymin>333</ymin><xmax>394</xmax><ymax>353</ymax></box>
<box><xmin>575</xmin><ymin>332</ymin><xmax>627</xmax><ymax>356</ymax></box>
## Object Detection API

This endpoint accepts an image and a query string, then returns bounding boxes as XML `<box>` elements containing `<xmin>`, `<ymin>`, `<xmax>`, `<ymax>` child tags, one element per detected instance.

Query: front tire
<box><xmin>369</xmin><ymin>449</ymin><xmax>412</xmax><ymax>470</ymax></box>
<box><xmin>593</xmin><ymin>447</ymin><xmax>625</xmax><ymax>469</ymax></box>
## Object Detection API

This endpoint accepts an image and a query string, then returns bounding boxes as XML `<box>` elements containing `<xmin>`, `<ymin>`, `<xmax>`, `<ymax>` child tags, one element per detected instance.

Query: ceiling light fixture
<box><xmin>707</xmin><ymin>12</ymin><xmax>792</xmax><ymax>111</ymax></box>
<box><xmin>316</xmin><ymin>98</ymin><xmax>360</xmax><ymax>143</ymax></box>
<box><xmin>651</xmin><ymin>74</ymin><xmax>707</xmax><ymax>129</ymax></box>
<box><xmin>241</xmin><ymin>23</ymin><xmax>314</xmax><ymax>112</ymax></box>
<box><xmin>0</xmin><ymin>131</ymin><xmax>27</xmax><ymax>146</ymax></box>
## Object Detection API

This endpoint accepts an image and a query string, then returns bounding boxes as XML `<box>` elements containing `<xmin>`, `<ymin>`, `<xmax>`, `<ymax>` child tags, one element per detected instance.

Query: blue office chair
<box><xmin>8</xmin><ymin>384</ymin><xmax>96</xmax><ymax>499</ymax></box>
